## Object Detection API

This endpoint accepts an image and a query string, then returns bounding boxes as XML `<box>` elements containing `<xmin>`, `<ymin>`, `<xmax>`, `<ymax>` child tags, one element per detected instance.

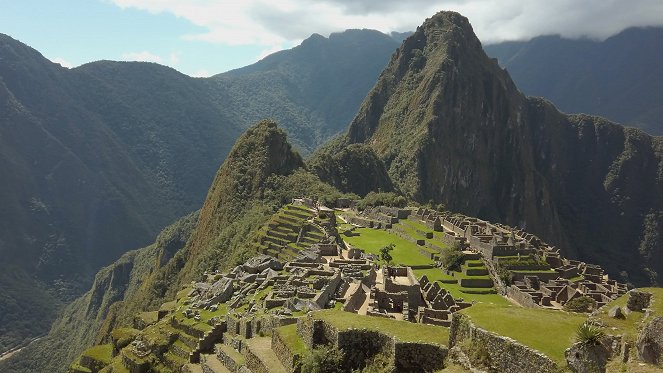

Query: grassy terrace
<box><xmin>396</xmin><ymin>219</ymin><xmax>449</xmax><ymax>249</ymax></box>
<box><xmin>313</xmin><ymin>309</ymin><xmax>449</xmax><ymax>345</ymax></box>
<box><xmin>276</xmin><ymin>324</ymin><xmax>307</xmax><ymax>356</ymax></box>
<box><xmin>413</xmin><ymin>267</ymin><xmax>507</xmax><ymax>306</ymax></box>
<box><xmin>461</xmin><ymin>303</ymin><xmax>587</xmax><ymax>364</ymax></box>
<box><xmin>341</xmin><ymin>227</ymin><xmax>434</xmax><ymax>266</ymax></box>
<box><xmin>595</xmin><ymin>287</ymin><xmax>663</xmax><ymax>343</ymax></box>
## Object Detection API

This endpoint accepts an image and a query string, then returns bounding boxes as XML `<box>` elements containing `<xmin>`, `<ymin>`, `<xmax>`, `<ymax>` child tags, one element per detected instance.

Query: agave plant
<box><xmin>575</xmin><ymin>322</ymin><xmax>605</xmax><ymax>345</ymax></box>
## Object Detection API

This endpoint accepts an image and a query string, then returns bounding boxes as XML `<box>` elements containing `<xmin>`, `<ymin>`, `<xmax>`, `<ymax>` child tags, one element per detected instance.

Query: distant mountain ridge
<box><xmin>484</xmin><ymin>27</ymin><xmax>663</xmax><ymax>135</ymax></box>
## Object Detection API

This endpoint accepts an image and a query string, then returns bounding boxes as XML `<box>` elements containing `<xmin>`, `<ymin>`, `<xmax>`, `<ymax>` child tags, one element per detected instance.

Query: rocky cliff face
<box><xmin>342</xmin><ymin>12</ymin><xmax>663</xmax><ymax>284</ymax></box>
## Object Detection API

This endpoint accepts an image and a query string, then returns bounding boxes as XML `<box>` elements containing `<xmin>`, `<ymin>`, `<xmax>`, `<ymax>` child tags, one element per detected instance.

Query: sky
<box><xmin>2</xmin><ymin>0</ymin><xmax>663</xmax><ymax>77</ymax></box>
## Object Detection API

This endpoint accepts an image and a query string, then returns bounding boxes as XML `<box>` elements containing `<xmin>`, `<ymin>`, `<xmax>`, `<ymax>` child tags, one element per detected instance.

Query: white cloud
<box><xmin>191</xmin><ymin>69</ymin><xmax>212</xmax><ymax>78</ymax></box>
<box><xmin>109</xmin><ymin>0</ymin><xmax>663</xmax><ymax>49</ymax></box>
<box><xmin>169</xmin><ymin>51</ymin><xmax>181</xmax><ymax>65</ymax></box>
<box><xmin>120</xmin><ymin>50</ymin><xmax>163</xmax><ymax>63</ymax></box>
<box><xmin>52</xmin><ymin>57</ymin><xmax>73</xmax><ymax>68</ymax></box>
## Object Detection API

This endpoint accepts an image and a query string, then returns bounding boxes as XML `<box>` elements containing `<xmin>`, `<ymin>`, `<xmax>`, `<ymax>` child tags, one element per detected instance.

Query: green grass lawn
<box><xmin>276</xmin><ymin>324</ymin><xmax>307</xmax><ymax>356</ymax></box>
<box><xmin>313</xmin><ymin>309</ymin><xmax>448</xmax><ymax>345</ymax></box>
<box><xmin>461</xmin><ymin>303</ymin><xmax>587</xmax><ymax>364</ymax></box>
<box><xmin>341</xmin><ymin>227</ymin><xmax>433</xmax><ymax>266</ymax></box>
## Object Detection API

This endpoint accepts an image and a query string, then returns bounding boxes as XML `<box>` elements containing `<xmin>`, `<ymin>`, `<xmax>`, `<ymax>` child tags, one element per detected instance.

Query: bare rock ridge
<box><xmin>334</xmin><ymin>11</ymin><xmax>663</xmax><ymax>284</ymax></box>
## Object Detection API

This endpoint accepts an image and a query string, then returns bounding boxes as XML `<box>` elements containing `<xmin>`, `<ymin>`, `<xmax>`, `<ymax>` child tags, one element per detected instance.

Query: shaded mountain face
<box><xmin>0</xmin><ymin>28</ymin><xmax>398</xmax><ymax>352</ymax></box>
<box><xmin>484</xmin><ymin>27</ymin><xmax>663</xmax><ymax>135</ymax></box>
<box><xmin>341</xmin><ymin>11</ymin><xmax>663</xmax><ymax>285</ymax></box>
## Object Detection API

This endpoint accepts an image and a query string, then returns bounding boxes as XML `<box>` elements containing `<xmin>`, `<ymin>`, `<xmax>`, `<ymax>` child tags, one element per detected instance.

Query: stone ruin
<box><xmin>432</xmin><ymin>210</ymin><xmax>629</xmax><ymax>310</ymax></box>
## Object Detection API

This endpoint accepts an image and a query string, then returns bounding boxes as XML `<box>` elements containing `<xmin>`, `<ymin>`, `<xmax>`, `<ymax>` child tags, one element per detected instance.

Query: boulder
<box><xmin>637</xmin><ymin>317</ymin><xmax>663</xmax><ymax>366</ymax></box>
<box><xmin>565</xmin><ymin>342</ymin><xmax>609</xmax><ymax>373</ymax></box>
<box><xmin>626</xmin><ymin>290</ymin><xmax>652</xmax><ymax>312</ymax></box>
<box><xmin>608</xmin><ymin>306</ymin><xmax>625</xmax><ymax>319</ymax></box>
<box><xmin>242</xmin><ymin>255</ymin><xmax>283</xmax><ymax>274</ymax></box>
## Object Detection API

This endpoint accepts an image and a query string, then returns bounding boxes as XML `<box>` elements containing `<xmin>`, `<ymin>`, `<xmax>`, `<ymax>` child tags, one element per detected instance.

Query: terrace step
<box><xmin>244</xmin><ymin>337</ymin><xmax>288</xmax><ymax>373</ymax></box>
<box><xmin>200</xmin><ymin>353</ymin><xmax>231</xmax><ymax>373</ymax></box>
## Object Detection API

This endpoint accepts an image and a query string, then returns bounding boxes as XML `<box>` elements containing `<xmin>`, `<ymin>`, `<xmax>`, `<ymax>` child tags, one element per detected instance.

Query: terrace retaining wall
<box><xmin>449</xmin><ymin>314</ymin><xmax>559</xmax><ymax>373</ymax></box>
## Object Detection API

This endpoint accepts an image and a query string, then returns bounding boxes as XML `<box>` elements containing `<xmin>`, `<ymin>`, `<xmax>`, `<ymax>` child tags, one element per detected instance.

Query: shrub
<box><xmin>575</xmin><ymin>322</ymin><xmax>605</xmax><ymax>345</ymax></box>
<box><xmin>357</xmin><ymin>192</ymin><xmax>407</xmax><ymax>210</ymax></box>
<box><xmin>496</xmin><ymin>265</ymin><xmax>513</xmax><ymax>286</ymax></box>
<box><xmin>440</xmin><ymin>248</ymin><xmax>464</xmax><ymax>271</ymax></box>
<box><xmin>563</xmin><ymin>296</ymin><xmax>596</xmax><ymax>313</ymax></box>
<box><xmin>301</xmin><ymin>345</ymin><xmax>344</xmax><ymax>373</ymax></box>
<box><xmin>354</xmin><ymin>352</ymin><xmax>394</xmax><ymax>373</ymax></box>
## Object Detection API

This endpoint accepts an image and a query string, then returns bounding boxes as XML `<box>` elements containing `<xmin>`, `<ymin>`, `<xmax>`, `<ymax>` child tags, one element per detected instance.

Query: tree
<box><xmin>380</xmin><ymin>243</ymin><xmax>395</xmax><ymax>265</ymax></box>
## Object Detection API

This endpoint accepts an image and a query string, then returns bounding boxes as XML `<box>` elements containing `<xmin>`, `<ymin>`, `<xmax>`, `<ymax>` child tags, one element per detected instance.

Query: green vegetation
<box><xmin>276</xmin><ymin>324</ymin><xmax>307</xmax><ymax>357</ymax></box>
<box><xmin>341</xmin><ymin>228</ymin><xmax>433</xmax><ymax>266</ymax></box>
<box><xmin>461</xmin><ymin>302</ymin><xmax>587</xmax><ymax>364</ymax></box>
<box><xmin>301</xmin><ymin>345</ymin><xmax>344</xmax><ymax>373</ymax></box>
<box><xmin>313</xmin><ymin>309</ymin><xmax>448</xmax><ymax>345</ymax></box>
<box><xmin>308</xmin><ymin>143</ymin><xmax>395</xmax><ymax>197</ymax></box>
<box><xmin>440</xmin><ymin>248</ymin><xmax>464</xmax><ymax>271</ymax></box>
<box><xmin>379</xmin><ymin>244</ymin><xmax>395</xmax><ymax>265</ymax></box>
<box><xmin>81</xmin><ymin>344</ymin><xmax>113</xmax><ymax>365</ymax></box>
<box><xmin>575</xmin><ymin>322</ymin><xmax>605</xmax><ymax>345</ymax></box>
<box><xmin>111</xmin><ymin>328</ymin><xmax>140</xmax><ymax>349</ymax></box>
<box><xmin>563</xmin><ymin>296</ymin><xmax>596</xmax><ymax>313</ymax></box>
<box><xmin>357</xmin><ymin>192</ymin><xmax>407</xmax><ymax>210</ymax></box>
<box><xmin>356</xmin><ymin>352</ymin><xmax>395</xmax><ymax>373</ymax></box>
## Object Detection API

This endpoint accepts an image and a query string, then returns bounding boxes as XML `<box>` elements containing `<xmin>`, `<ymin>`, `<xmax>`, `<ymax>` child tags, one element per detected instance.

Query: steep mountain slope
<box><xmin>484</xmin><ymin>27</ymin><xmax>663</xmax><ymax>135</ymax></box>
<box><xmin>333</xmin><ymin>12</ymin><xmax>663</xmax><ymax>285</ymax></box>
<box><xmin>0</xmin><ymin>29</ymin><xmax>398</xmax><ymax>352</ymax></box>
<box><xmin>212</xmin><ymin>29</ymin><xmax>400</xmax><ymax>152</ymax></box>
<box><xmin>1</xmin><ymin>121</ymin><xmax>349</xmax><ymax>373</ymax></box>
<box><xmin>0</xmin><ymin>33</ymin><xmax>241</xmax><ymax>353</ymax></box>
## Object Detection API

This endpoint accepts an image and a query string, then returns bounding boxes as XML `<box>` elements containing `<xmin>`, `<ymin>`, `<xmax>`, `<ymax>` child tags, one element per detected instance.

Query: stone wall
<box><xmin>313</xmin><ymin>272</ymin><xmax>342</xmax><ymax>308</ymax></box>
<box><xmin>507</xmin><ymin>286</ymin><xmax>540</xmax><ymax>308</ymax></box>
<box><xmin>272</xmin><ymin>328</ymin><xmax>301</xmax><ymax>373</ymax></box>
<box><xmin>394</xmin><ymin>342</ymin><xmax>446</xmax><ymax>371</ymax></box>
<box><xmin>297</xmin><ymin>314</ymin><xmax>448</xmax><ymax>371</ymax></box>
<box><xmin>449</xmin><ymin>314</ymin><xmax>559</xmax><ymax>373</ymax></box>
<box><xmin>244</xmin><ymin>345</ymin><xmax>269</xmax><ymax>373</ymax></box>
<box><xmin>459</xmin><ymin>278</ymin><xmax>493</xmax><ymax>288</ymax></box>
<box><xmin>343</xmin><ymin>286</ymin><xmax>367</xmax><ymax>312</ymax></box>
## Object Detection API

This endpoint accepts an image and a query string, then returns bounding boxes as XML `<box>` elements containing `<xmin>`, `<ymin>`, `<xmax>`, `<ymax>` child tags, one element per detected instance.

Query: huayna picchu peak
<box><xmin>2</xmin><ymin>6</ymin><xmax>663</xmax><ymax>373</ymax></box>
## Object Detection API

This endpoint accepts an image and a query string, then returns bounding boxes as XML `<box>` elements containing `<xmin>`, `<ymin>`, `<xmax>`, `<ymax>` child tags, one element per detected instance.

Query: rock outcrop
<box><xmin>637</xmin><ymin>317</ymin><xmax>663</xmax><ymax>366</ymax></box>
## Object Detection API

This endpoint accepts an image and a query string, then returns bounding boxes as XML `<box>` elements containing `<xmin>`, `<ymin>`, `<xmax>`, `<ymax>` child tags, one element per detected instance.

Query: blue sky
<box><xmin>2</xmin><ymin>0</ymin><xmax>663</xmax><ymax>77</ymax></box>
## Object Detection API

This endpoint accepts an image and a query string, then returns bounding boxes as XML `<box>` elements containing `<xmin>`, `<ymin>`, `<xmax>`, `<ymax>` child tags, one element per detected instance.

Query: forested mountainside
<box><xmin>319</xmin><ymin>12</ymin><xmax>663</xmax><ymax>286</ymax></box>
<box><xmin>484</xmin><ymin>27</ymin><xmax>663</xmax><ymax>135</ymax></box>
<box><xmin>0</xmin><ymin>29</ymin><xmax>398</xmax><ymax>355</ymax></box>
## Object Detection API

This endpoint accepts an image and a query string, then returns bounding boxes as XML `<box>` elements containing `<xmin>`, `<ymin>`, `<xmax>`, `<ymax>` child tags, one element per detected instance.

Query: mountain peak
<box><xmin>187</xmin><ymin>120</ymin><xmax>303</xmax><ymax>256</ymax></box>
